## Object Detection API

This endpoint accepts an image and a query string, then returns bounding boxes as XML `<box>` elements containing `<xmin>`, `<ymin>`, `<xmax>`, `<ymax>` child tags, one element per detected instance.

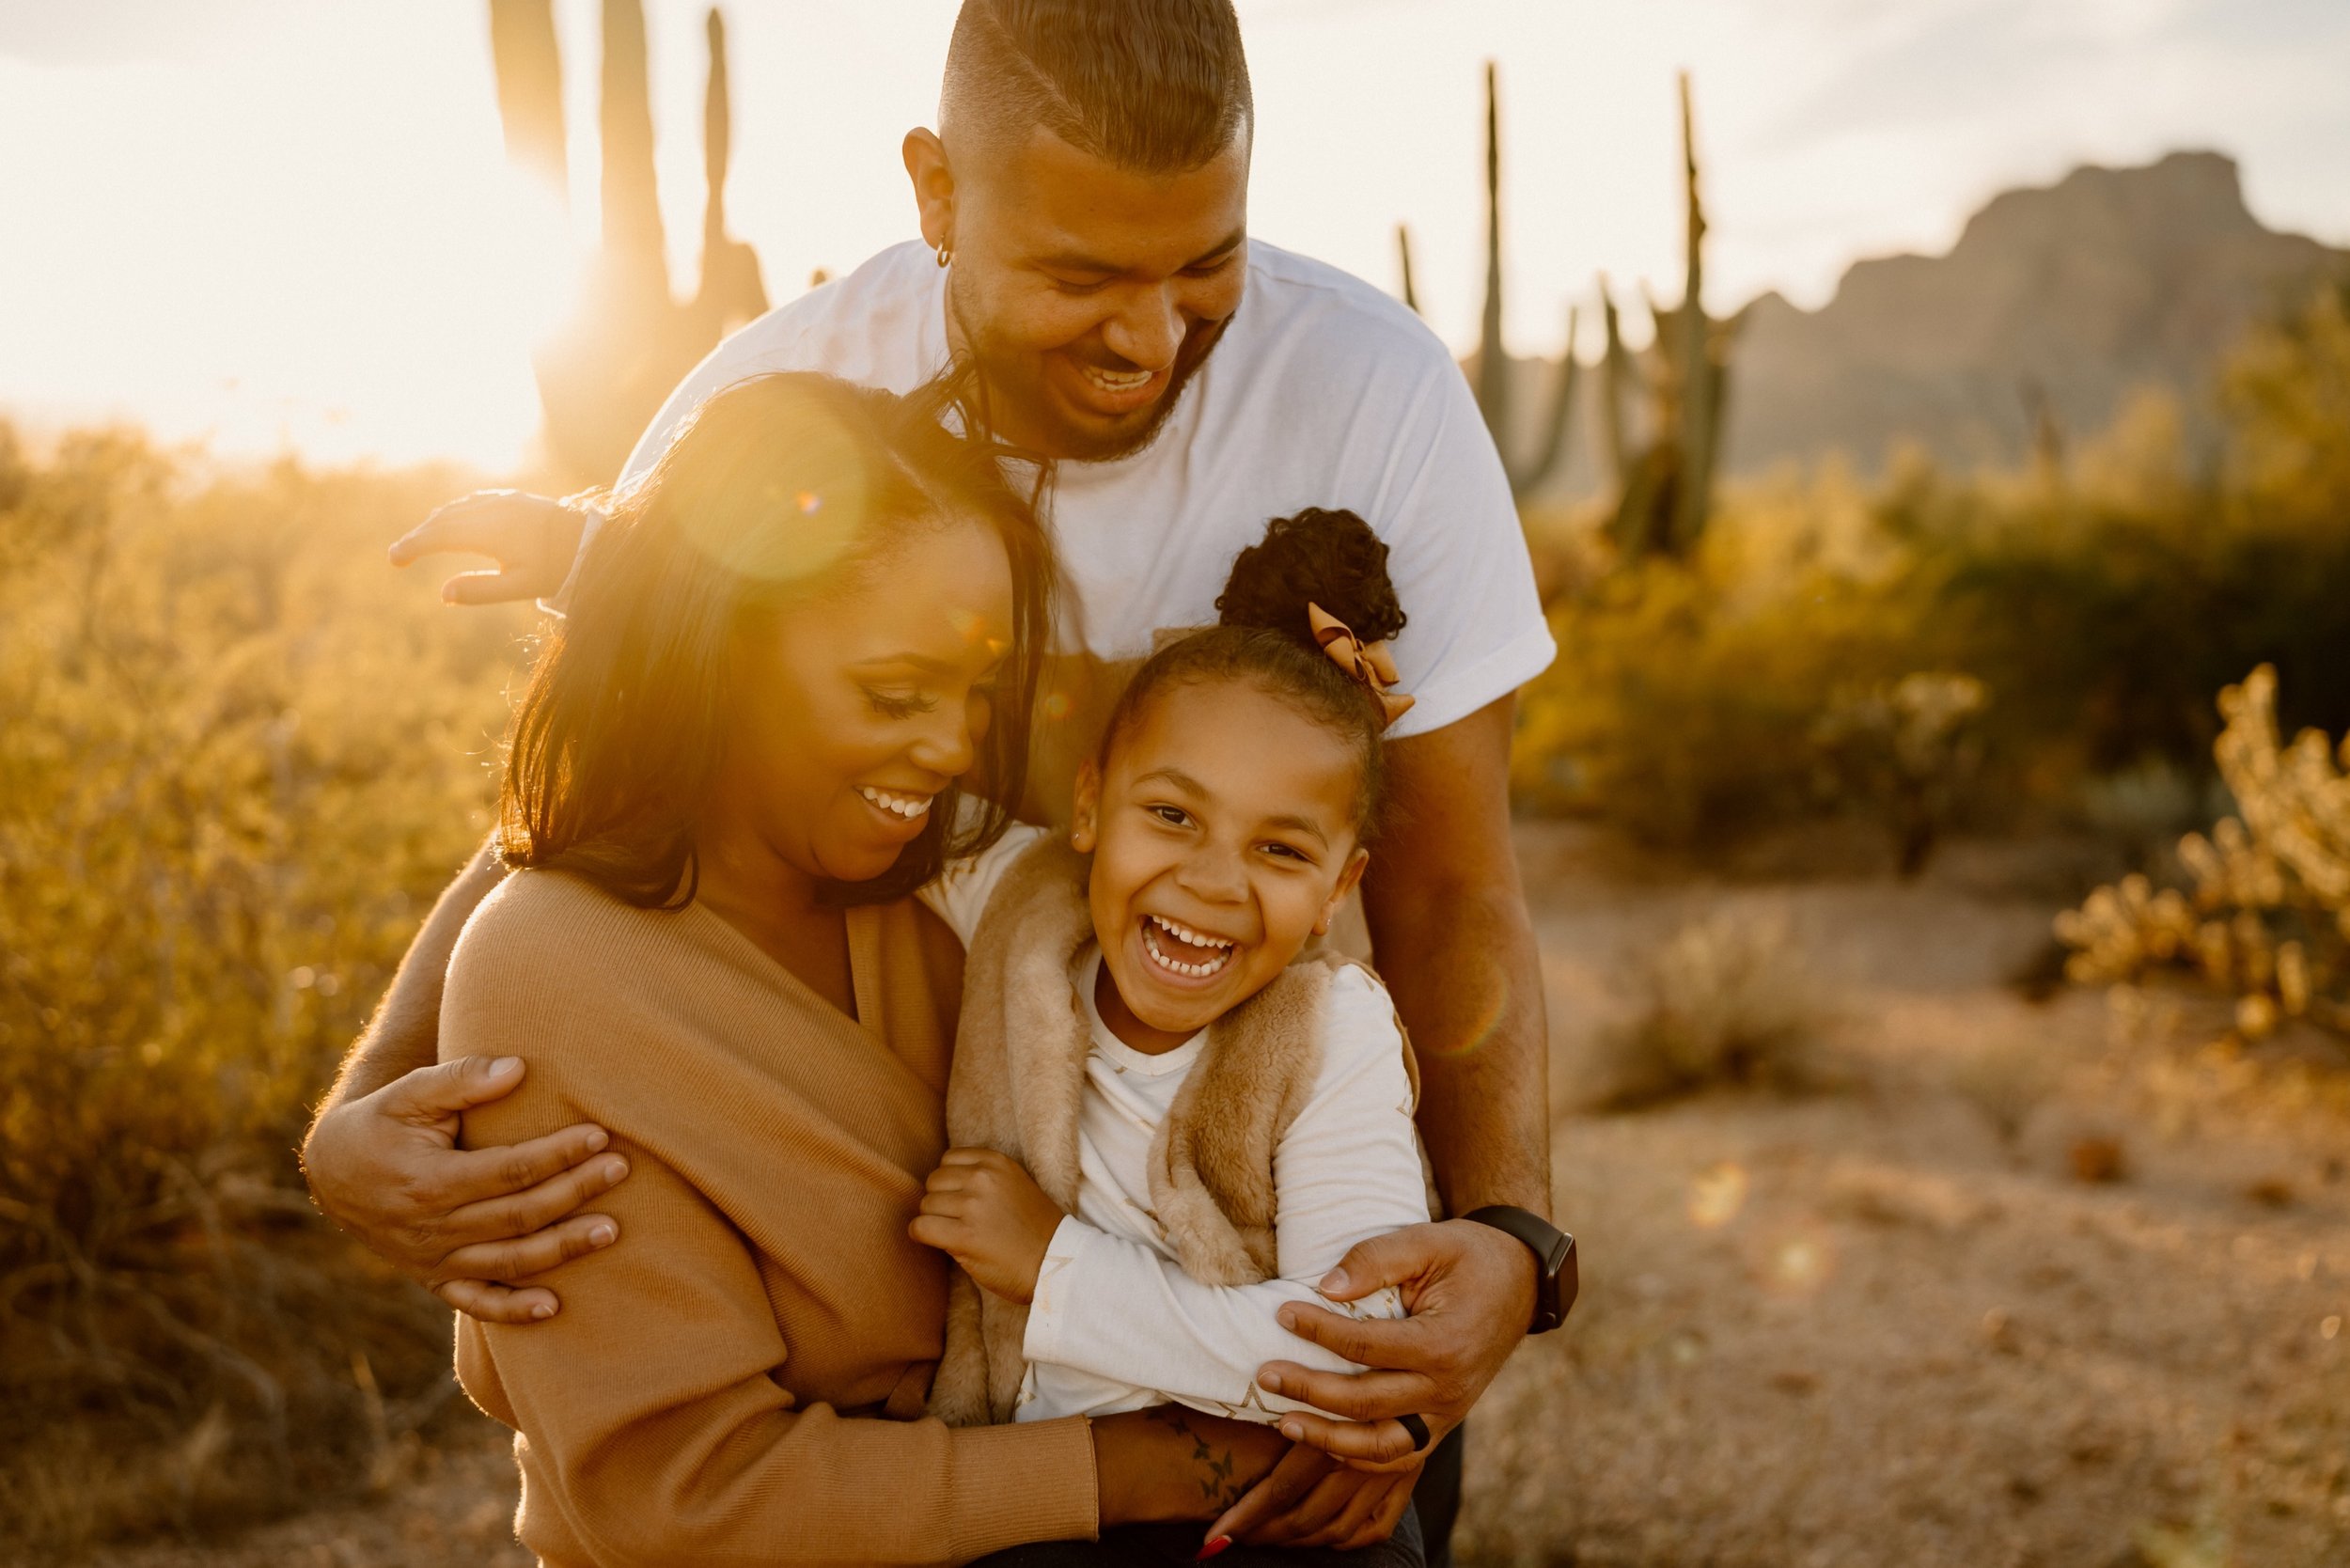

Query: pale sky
<box><xmin>1</xmin><ymin>0</ymin><xmax>2344</xmax><ymax>470</ymax></box>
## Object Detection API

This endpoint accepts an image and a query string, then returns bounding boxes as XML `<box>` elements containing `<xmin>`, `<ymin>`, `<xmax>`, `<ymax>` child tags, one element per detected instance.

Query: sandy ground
<box><xmin>1457</xmin><ymin>823</ymin><xmax>2350</xmax><ymax>1568</ymax></box>
<box><xmin>79</xmin><ymin>824</ymin><xmax>2350</xmax><ymax>1568</ymax></box>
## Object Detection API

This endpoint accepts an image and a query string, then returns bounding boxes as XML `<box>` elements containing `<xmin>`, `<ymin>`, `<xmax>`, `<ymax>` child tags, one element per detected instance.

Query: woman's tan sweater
<box><xmin>439</xmin><ymin>869</ymin><xmax>1099</xmax><ymax>1567</ymax></box>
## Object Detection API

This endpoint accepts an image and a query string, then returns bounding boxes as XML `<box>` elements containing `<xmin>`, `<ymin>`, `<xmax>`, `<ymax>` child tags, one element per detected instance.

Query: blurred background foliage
<box><xmin>1512</xmin><ymin>279</ymin><xmax>2350</xmax><ymax>873</ymax></box>
<box><xmin>0</xmin><ymin>430</ymin><xmax>529</xmax><ymax>1544</ymax></box>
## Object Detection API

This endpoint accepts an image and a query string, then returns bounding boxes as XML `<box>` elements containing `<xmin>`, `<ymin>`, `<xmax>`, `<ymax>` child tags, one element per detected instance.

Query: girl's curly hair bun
<box><xmin>1214</xmin><ymin>507</ymin><xmax>1405</xmax><ymax>647</ymax></box>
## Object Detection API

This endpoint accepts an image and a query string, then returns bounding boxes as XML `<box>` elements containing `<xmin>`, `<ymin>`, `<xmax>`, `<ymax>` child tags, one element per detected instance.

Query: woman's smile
<box><xmin>857</xmin><ymin>784</ymin><xmax>937</xmax><ymax>824</ymax></box>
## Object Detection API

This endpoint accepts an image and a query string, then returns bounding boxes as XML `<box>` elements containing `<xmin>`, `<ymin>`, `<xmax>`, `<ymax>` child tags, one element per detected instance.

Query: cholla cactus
<box><xmin>2058</xmin><ymin>666</ymin><xmax>2350</xmax><ymax>1037</ymax></box>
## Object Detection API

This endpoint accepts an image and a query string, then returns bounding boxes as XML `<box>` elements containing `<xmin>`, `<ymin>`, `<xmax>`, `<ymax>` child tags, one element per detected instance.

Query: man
<box><xmin>304</xmin><ymin>0</ymin><xmax>1566</xmax><ymax>1556</ymax></box>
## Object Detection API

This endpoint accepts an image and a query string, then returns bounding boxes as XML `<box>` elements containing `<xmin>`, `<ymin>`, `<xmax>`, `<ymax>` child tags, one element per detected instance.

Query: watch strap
<box><xmin>1462</xmin><ymin>1204</ymin><xmax>1577</xmax><ymax>1334</ymax></box>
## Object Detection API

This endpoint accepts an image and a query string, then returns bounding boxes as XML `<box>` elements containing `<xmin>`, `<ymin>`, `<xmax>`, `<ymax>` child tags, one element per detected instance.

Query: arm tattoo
<box><xmin>1146</xmin><ymin>1403</ymin><xmax>1247</xmax><ymax>1509</ymax></box>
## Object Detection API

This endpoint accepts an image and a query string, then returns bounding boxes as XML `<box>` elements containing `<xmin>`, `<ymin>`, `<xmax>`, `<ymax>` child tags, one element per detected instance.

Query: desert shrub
<box><xmin>1512</xmin><ymin>466</ymin><xmax>1960</xmax><ymax>852</ymax></box>
<box><xmin>1950</xmin><ymin>1036</ymin><xmax>2060</xmax><ymax>1146</ymax></box>
<box><xmin>1899</xmin><ymin>398</ymin><xmax>2350</xmax><ymax>795</ymax></box>
<box><xmin>2058</xmin><ymin>664</ymin><xmax>2349</xmax><ymax>1042</ymax></box>
<box><xmin>1590</xmin><ymin>904</ymin><xmax>1834</xmax><ymax>1107</ymax></box>
<box><xmin>1512</xmin><ymin>280</ymin><xmax>2350</xmax><ymax>855</ymax></box>
<box><xmin>0</xmin><ymin>426</ymin><xmax>529</xmax><ymax>1548</ymax></box>
<box><xmin>1810</xmin><ymin>670</ymin><xmax>1987</xmax><ymax>876</ymax></box>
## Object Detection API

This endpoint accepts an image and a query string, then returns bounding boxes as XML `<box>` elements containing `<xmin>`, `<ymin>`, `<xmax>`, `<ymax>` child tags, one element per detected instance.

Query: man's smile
<box><xmin>1056</xmin><ymin>353</ymin><xmax>1169</xmax><ymax>418</ymax></box>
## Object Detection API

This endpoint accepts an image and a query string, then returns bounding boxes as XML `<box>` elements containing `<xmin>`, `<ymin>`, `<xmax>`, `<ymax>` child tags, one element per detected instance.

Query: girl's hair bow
<box><xmin>1307</xmin><ymin>603</ymin><xmax>1415</xmax><ymax>731</ymax></box>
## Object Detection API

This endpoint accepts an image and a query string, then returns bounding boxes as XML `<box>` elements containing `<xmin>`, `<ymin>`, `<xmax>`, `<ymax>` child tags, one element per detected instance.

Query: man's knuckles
<box><xmin>389</xmin><ymin>1218</ymin><xmax>453</xmax><ymax>1267</ymax></box>
<box><xmin>489</xmin><ymin>1145</ymin><xmax>558</xmax><ymax>1191</ymax></box>
<box><xmin>1286</xmin><ymin>1310</ymin><xmax>1386</xmax><ymax>1362</ymax></box>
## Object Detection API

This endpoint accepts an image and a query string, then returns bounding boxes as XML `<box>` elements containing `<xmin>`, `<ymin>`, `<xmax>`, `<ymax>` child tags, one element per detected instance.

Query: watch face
<box><xmin>1551</xmin><ymin>1233</ymin><xmax>1579</xmax><ymax>1323</ymax></box>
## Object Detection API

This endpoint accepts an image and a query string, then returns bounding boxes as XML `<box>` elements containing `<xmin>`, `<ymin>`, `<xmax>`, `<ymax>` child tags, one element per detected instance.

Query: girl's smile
<box><xmin>1137</xmin><ymin>913</ymin><xmax>1236</xmax><ymax>979</ymax></box>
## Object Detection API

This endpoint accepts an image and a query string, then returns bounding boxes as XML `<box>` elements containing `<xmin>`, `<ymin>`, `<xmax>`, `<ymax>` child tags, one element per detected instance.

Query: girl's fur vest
<box><xmin>927</xmin><ymin>837</ymin><xmax>1418</xmax><ymax>1426</ymax></box>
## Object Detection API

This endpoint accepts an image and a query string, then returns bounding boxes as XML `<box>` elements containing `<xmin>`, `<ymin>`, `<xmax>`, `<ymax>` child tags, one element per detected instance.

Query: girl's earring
<box><xmin>935</xmin><ymin>242</ymin><xmax>953</xmax><ymax>269</ymax></box>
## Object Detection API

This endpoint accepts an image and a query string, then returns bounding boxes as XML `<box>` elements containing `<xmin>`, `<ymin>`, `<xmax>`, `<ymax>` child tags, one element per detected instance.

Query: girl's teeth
<box><xmin>1151</xmin><ymin>916</ymin><xmax>1230</xmax><ymax>950</ymax></box>
<box><xmin>858</xmin><ymin>787</ymin><xmax>932</xmax><ymax>819</ymax></box>
<box><xmin>1142</xmin><ymin>918</ymin><xmax>1232</xmax><ymax>979</ymax></box>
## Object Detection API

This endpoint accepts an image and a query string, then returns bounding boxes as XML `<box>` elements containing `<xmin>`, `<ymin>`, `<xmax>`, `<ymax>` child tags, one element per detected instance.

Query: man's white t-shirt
<box><xmin>614</xmin><ymin>238</ymin><xmax>1553</xmax><ymax>742</ymax></box>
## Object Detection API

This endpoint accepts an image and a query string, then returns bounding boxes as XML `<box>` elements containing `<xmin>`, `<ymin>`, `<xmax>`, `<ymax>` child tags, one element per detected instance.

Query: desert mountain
<box><xmin>1719</xmin><ymin>150</ymin><xmax>2346</xmax><ymax>478</ymax></box>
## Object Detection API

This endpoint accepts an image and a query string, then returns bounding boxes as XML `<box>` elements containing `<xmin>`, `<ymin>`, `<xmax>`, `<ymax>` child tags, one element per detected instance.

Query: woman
<box><xmin>439</xmin><ymin>371</ymin><xmax>1290</xmax><ymax>1565</ymax></box>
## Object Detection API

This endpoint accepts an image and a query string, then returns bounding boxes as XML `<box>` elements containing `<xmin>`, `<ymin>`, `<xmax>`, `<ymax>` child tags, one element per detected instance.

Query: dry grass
<box><xmin>0</xmin><ymin>427</ymin><xmax>533</xmax><ymax>1558</ymax></box>
<box><xmin>1589</xmin><ymin>904</ymin><xmax>1839</xmax><ymax>1108</ymax></box>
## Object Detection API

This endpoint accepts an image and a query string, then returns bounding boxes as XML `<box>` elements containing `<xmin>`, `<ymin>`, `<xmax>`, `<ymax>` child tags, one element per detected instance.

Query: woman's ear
<box><xmin>902</xmin><ymin>129</ymin><xmax>957</xmax><ymax>254</ymax></box>
<box><xmin>1069</xmin><ymin>759</ymin><xmax>1102</xmax><ymax>853</ymax></box>
<box><xmin>1313</xmin><ymin>846</ymin><xmax>1371</xmax><ymax>935</ymax></box>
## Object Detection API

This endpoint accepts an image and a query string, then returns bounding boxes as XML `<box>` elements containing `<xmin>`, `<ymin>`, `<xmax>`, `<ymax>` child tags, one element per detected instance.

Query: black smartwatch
<box><xmin>1462</xmin><ymin>1205</ymin><xmax>1577</xmax><ymax>1335</ymax></box>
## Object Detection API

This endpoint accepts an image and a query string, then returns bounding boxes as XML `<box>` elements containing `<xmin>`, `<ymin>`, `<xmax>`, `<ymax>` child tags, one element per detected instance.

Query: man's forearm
<box><xmin>309</xmin><ymin>835</ymin><xmax>507</xmax><ymax>1127</ymax></box>
<box><xmin>1366</xmin><ymin>878</ymin><xmax>1551</xmax><ymax>1218</ymax></box>
<box><xmin>1363</xmin><ymin>698</ymin><xmax>1553</xmax><ymax>1219</ymax></box>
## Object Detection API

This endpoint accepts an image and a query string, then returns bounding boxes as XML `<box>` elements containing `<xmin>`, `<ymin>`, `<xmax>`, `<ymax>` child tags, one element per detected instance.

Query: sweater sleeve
<box><xmin>1020</xmin><ymin>968</ymin><xmax>1434</xmax><ymax>1422</ymax></box>
<box><xmin>916</xmin><ymin>822</ymin><xmax>1051</xmax><ymax>949</ymax></box>
<box><xmin>444</xmin><ymin>894</ymin><xmax>1096</xmax><ymax>1566</ymax></box>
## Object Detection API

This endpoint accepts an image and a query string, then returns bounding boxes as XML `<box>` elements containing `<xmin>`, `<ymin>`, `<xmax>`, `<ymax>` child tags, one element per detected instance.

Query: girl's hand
<box><xmin>908</xmin><ymin>1147</ymin><xmax>1064</xmax><ymax>1303</ymax></box>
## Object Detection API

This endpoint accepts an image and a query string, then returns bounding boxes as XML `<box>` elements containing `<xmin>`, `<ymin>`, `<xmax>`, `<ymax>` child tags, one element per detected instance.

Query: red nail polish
<box><xmin>1194</xmin><ymin>1537</ymin><xmax>1231</xmax><ymax>1562</ymax></box>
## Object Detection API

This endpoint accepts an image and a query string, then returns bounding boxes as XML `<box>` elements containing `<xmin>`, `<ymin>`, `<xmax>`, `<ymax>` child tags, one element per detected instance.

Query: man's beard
<box><xmin>949</xmin><ymin>276</ymin><xmax>1232</xmax><ymax>463</ymax></box>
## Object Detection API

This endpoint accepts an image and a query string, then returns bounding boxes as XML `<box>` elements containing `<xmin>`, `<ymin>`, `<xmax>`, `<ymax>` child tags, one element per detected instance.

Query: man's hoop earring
<box><xmin>935</xmin><ymin>243</ymin><xmax>953</xmax><ymax>269</ymax></box>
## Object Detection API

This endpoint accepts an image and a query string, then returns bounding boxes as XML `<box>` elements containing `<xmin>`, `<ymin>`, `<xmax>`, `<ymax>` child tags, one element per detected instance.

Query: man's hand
<box><xmin>1253</xmin><ymin>1218</ymin><xmax>1535</xmax><ymax>1470</ymax></box>
<box><xmin>301</xmin><ymin>1055</ymin><xmax>629</xmax><ymax>1323</ymax></box>
<box><xmin>389</xmin><ymin>489</ymin><xmax>585</xmax><ymax>605</ymax></box>
<box><xmin>907</xmin><ymin>1147</ymin><xmax>1064</xmax><ymax>1303</ymax></box>
<box><xmin>1198</xmin><ymin>1441</ymin><xmax>1421</xmax><ymax>1554</ymax></box>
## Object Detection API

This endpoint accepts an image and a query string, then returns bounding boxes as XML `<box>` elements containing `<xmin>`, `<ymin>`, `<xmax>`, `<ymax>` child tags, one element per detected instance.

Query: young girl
<box><xmin>909</xmin><ymin>508</ymin><xmax>1435</xmax><ymax>1562</ymax></box>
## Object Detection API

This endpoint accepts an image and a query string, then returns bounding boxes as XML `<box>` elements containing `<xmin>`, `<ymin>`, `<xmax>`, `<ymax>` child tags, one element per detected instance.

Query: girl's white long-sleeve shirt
<box><xmin>918</xmin><ymin>826</ymin><xmax>1434</xmax><ymax>1424</ymax></box>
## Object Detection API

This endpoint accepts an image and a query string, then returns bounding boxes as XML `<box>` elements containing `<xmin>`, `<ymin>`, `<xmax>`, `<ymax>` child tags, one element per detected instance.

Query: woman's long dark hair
<box><xmin>499</xmin><ymin>369</ymin><xmax>1057</xmax><ymax>906</ymax></box>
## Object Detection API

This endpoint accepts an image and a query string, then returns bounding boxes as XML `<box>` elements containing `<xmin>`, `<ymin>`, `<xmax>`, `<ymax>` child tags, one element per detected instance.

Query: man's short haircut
<box><xmin>941</xmin><ymin>0</ymin><xmax>1252</xmax><ymax>175</ymax></box>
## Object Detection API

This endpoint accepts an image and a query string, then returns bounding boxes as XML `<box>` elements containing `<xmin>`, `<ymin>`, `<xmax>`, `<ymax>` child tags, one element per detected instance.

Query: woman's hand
<box><xmin>1090</xmin><ymin>1406</ymin><xmax>1293</xmax><ymax>1528</ymax></box>
<box><xmin>1201</xmin><ymin>1443</ymin><xmax>1423</xmax><ymax>1553</ymax></box>
<box><xmin>907</xmin><ymin>1147</ymin><xmax>1064</xmax><ymax>1303</ymax></box>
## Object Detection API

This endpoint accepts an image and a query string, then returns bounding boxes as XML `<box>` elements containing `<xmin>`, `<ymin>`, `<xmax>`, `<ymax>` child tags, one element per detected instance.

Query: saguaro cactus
<box><xmin>1471</xmin><ymin>62</ymin><xmax>1579</xmax><ymax>498</ymax></box>
<box><xmin>486</xmin><ymin>3</ymin><xmax>768</xmax><ymax>485</ymax></box>
<box><xmin>487</xmin><ymin>0</ymin><xmax>565</xmax><ymax>195</ymax></box>
<box><xmin>1595</xmin><ymin>276</ymin><xmax>1633</xmax><ymax>488</ymax></box>
<box><xmin>1607</xmin><ymin>71</ymin><xmax>1733</xmax><ymax>560</ymax></box>
<box><xmin>693</xmin><ymin>9</ymin><xmax>769</xmax><ymax>339</ymax></box>
<box><xmin>1476</xmin><ymin>64</ymin><xmax>1510</xmax><ymax>439</ymax></box>
<box><xmin>598</xmin><ymin>0</ymin><xmax>666</xmax><ymax>298</ymax></box>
